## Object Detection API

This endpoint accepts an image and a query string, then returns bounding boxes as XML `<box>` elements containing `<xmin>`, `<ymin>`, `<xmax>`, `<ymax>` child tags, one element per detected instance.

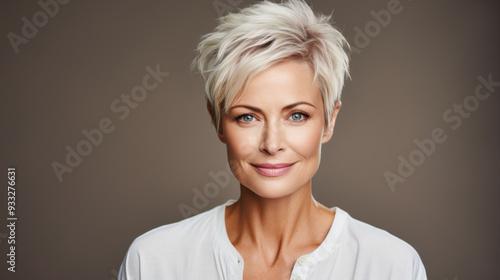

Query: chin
<box><xmin>240</xmin><ymin>173</ymin><xmax>312</xmax><ymax>200</ymax></box>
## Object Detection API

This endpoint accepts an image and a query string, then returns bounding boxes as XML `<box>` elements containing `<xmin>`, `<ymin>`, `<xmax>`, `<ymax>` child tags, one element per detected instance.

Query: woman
<box><xmin>118</xmin><ymin>1</ymin><xmax>427</xmax><ymax>279</ymax></box>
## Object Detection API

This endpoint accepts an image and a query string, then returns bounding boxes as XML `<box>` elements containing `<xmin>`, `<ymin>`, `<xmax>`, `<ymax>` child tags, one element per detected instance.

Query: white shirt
<box><xmin>118</xmin><ymin>199</ymin><xmax>427</xmax><ymax>280</ymax></box>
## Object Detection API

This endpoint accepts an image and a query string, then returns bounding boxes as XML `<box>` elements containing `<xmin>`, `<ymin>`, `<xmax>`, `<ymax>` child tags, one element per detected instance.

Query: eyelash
<box><xmin>234</xmin><ymin>110</ymin><xmax>311</xmax><ymax>123</ymax></box>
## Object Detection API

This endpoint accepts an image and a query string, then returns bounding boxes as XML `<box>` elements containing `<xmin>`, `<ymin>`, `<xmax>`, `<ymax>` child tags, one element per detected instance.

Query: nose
<box><xmin>259</xmin><ymin>119</ymin><xmax>285</xmax><ymax>155</ymax></box>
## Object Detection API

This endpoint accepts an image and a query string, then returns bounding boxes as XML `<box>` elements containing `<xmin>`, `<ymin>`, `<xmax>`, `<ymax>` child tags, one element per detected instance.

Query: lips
<box><xmin>251</xmin><ymin>163</ymin><xmax>295</xmax><ymax>177</ymax></box>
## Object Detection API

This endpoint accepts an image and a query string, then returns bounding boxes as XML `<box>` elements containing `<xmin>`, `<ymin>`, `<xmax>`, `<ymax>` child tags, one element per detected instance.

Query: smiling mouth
<box><xmin>251</xmin><ymin>163</ymin><xmax>295</xmax><ymax>177</ymax></box>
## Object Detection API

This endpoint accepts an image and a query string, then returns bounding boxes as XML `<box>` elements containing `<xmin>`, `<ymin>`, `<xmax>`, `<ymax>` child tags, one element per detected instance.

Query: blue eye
<box><xmin>237</xmin><ymin>114</ymin><xmax>255</xmax><ymax>122</ymax></box>
<box><xmin>235</xmin><ymin>111</ymin><xmax>310</xmax><ymax>123</ymax></box>
<box><xmin>291</xmin><ymin>112</ymin><xmax>303</xmax><ymax>121</ymax></box>
<box><xmin>290</xmin><ymin>111</ymin><xmax>310</xmax><ymax>121</ymax></box>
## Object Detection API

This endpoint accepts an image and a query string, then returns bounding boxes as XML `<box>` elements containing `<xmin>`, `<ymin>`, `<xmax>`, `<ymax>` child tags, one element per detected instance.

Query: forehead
<box><xmin>231</xmin><ymin>60</ymin><xmax>323</xmax><ymax>107</ymax></box>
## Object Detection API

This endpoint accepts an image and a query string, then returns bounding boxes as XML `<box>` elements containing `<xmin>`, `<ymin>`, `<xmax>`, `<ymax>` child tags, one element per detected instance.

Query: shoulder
<box><xmin>335</xmin><ymin>208</ymin><xmax>427</xmax><ymax>278</ymax></box>
<box><xmin>341</xmin><ymin>209</ymin><xmax>416</xmax><ymax>253</ymax></box>
<box><xmin>118</xmin><ymin>203</ymin><xmax>226</xmax><ymax>279</ymax></box>
<box><xmin>128</xmin><ymin>203</ymin><xmax>222</xmax><ymax>252</ymax></box>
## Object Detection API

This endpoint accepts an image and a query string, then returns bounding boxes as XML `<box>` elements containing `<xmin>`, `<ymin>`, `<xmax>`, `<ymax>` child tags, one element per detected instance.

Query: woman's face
<box><xmin>218</xmin><ymin>60</ymin><xmax>340</xmax><ymax>199</ymax></box>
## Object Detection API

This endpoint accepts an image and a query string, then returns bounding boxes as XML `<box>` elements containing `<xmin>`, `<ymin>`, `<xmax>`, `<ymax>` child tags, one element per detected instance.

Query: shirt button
<box><xmin>297</xmin><ymin>256</ymin><xmax>308</xmax><ymax>266</ymax></box>
<box><xmin>292</xmin><ymin>277</ymin><xmax>301</xmax><ymax>280</ymax></box>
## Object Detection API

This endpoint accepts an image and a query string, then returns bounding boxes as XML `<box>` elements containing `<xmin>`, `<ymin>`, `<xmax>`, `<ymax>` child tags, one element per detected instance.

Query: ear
<box><xmin>207</xmin><ymin>102</ymin><xmax>226</xmax><ymax>144</ymax></box>
<box><xmin>322</xmin><ymin>101</ymin><xmax>341</xmax><ymax>144</ymax></box>
<box><xmin>217</xmin><ymin>127</ymin><xmax>226</xmax><ymax>144</ymax></box>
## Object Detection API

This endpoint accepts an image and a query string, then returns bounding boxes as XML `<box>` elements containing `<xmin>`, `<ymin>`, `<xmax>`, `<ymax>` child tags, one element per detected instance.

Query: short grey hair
<box><xmin>192</xmin><ymin>0</ymin><xmax>350</xmax><ymax>133</ymax></box>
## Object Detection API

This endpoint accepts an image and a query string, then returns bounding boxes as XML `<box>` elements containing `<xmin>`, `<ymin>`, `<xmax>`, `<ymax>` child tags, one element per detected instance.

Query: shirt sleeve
<box><xmin>412</xmin><ymin>250</ymin><xmax>428</xmax><ymax>280</ymax></box>
<box><xmin>117</xmin><ymin>241</ymin><xmax>141</xmax><ymax>280</ymax></box>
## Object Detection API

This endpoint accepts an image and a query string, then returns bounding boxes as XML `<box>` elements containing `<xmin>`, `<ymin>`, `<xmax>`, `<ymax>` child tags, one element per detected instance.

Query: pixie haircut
<box><xmin>193</xmin><ymin>0</ymin><xmax>350</xmax><ymax>133</ymax></box>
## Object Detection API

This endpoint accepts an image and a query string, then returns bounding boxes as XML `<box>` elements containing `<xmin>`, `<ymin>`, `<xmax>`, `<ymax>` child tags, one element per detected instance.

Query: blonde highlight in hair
<box><xmin>192</xmin><ymin>0</ymin><xmax>350</xmax><ymax>132</ymax></box>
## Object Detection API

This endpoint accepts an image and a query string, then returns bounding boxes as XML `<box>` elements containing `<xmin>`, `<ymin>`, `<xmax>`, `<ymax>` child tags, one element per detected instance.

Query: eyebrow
<box><xmin>230</xmin><ymin>101</ymin><xmax>316</xmax><ymax>112</ymax></box>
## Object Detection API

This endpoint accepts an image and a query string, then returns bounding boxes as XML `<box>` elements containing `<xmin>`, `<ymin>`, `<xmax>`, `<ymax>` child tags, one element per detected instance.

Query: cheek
<box><xmin>224</xmin><ymin>127</ymin><xmax>258</xmax><ymax>175</ymax></box>
<box><xmin>286</xmin><ymin>124</ymin><xmax>323</xmax><ymax>159</ymax></box>
<box><xmin>225</xmin><ymin>129</ymin><xmax>256</xmax><ymax>156</ymax></box>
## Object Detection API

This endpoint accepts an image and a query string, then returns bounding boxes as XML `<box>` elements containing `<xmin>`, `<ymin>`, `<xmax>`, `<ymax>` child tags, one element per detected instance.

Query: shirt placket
<box><xmin>289</xmin><ymin>254</ymin><xmax>312</xmax><ymax>280</ymax></box>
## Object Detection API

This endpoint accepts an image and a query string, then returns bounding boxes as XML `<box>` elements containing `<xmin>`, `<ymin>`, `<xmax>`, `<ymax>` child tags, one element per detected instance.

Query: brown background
<box><xmin>1</xmin><ymin>0</ymin><xmax>499</xmax><ymax>279</ymax></box>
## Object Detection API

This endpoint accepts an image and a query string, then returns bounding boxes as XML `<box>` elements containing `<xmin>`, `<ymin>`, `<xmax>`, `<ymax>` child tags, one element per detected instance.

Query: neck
<box><xmin>225</xmin><ymin>181</ymin><xmax>334</xmax><ymax>256</ymax></box>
